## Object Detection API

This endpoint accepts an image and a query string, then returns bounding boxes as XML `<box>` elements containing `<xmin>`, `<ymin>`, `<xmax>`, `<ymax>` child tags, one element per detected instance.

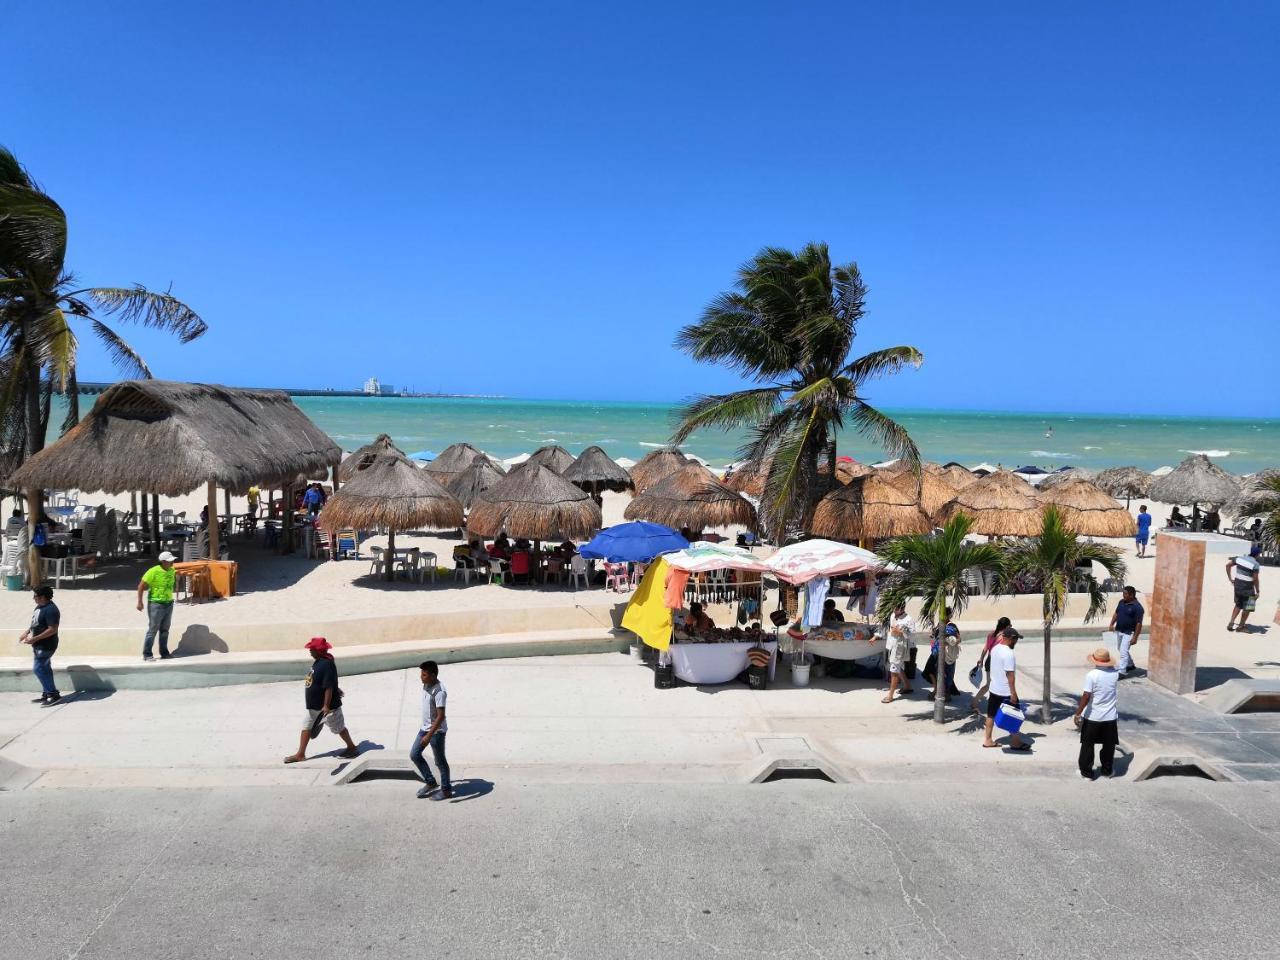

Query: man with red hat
<box><xmin>284</xmin><ymin>637</ymin><xmax>359</xmax><ymax>764</ymax></box>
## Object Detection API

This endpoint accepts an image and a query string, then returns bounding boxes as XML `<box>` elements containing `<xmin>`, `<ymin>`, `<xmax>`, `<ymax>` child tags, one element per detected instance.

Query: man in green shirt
<box><xmin>137</xmin><ymin>551</ymin><xmax>178</xmax><ymax>660</ymax></box>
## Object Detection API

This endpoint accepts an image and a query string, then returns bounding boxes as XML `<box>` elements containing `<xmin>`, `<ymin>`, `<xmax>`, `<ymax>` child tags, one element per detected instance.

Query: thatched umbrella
<box><xmin>423</xmin><ymin>443</ymin><xmax>500</xmax><ymax>482</ymax></box>
<box><xmin>469</xmin><ymin>462</ymin><xmax>602</xmax><ymax>541</ymax></box>
<box><xmin>339</xmin><ymin>433</ymin><xmax>404</xmax><ymax>481</ymax></box>
<box><xmin>562</xmin><ymin>445</ymin><xmax>633</xmax><ymax>495</ymax></box>
<box><xmin>937</xmin><ymin>471</ymin><xmax>1045</xmax><ymax>536</ymax></box>
<box><xmin>1035</xmin><ymin>467</ymin><xmax>1096</xmax><ymax>491</ymax></box>
<box><xmin>808</xmin><ymin>475</ymin><xmax>931</xmax><ymax>540</ymax></box>
<box><xmin>630</xmin><ymin>448</ymin><xmax>689</xmax><ymax>493</ymax></box>
<box><xmin>1224</xmin><ymin>468</ymin><xmax>1280</xmax><ymax>517</ymax></box>
<box><xmin>624</xmin><ymin>462</ymin><xmax>756</xmax><ymax>531</ymax></box>
<box><xmin>1038</xmin><ymin>478</ymin><xmax>1136</xmax><ymax>537</ymax></box>
<box><xmin>724</xmin><ymin>458</ymin><xmax>769</xmax><ymax>497</ymax></box>
<box><xmin>320</xmin><ymin>453</ymin><xmax>464</xmax><ymax>581</ymax></box>
<box><xmin>446</xmin><ymin>454</ymin><xmax>507</xmax><ymax>510</ymax></box>
<box><xmin>1094</xmin><ymin>466</ymin><xmax>1152</xmax><ymax>507</ymax></box>
<box><xmin>1149</xmin><ymin>455</ymin><xmax>1240</xmax><ymax>517</ymax></box>
<box><xmin>937</xmin><ymin>464</ymin><xmax>977</xmax><ymax>490</ymax></box>
<box><xmin>886</xmin><ymin>469</ymin><xmax>959</xmax><ymax>522</ymax></box>
<box><xmin>526</xmin><ymin>444</ymin><xmax>576</xmax><ymax>474</ymax></box>
<box><xmin>835</xmin><ymin>459</ymin><xmax>876</xmax><ymax>484</ymax></box>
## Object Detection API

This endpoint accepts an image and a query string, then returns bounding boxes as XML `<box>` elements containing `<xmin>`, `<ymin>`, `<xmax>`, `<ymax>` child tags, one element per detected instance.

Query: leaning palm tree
<box><xmin>998</xmin><ymin>505</ymin><xmax>1126</xmax><ymax>725</ymax></box>
<box><xmin>876</xmin><ymin>514</ymin><xmax>1004</xmax><ymax>724</ymax></box>
<box><xmin>0</xmin><ymin>145</ymin><xmax>207</xmax><ymax>462</ymax></box>
<box><xmin>670</xmin><ymin>243</ymin><xmax>923</xmax><ymax>538</ymax></box>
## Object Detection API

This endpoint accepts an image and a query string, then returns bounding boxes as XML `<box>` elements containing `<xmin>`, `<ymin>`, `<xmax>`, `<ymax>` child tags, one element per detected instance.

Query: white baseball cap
<box><xmin>158</xmin><ymin>551</ymin><xmax>177</xmax><ymax>562</ymax></box>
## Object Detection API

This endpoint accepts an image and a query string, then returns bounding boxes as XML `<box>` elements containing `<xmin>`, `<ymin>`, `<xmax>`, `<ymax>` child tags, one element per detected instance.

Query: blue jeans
<box><xmin>32</xmin><ymin>646</ymin><xmax>57</xmax><ymax>695</ymax></box>
<box><xmin>143</xmin><ymin>602</ymin><xmax>173</xmax><ymax>658</ymax></box>
<box><xmin>409</xmin><ymin>729</ymin><xmax>450</xmax><ymax>792</ymax></box>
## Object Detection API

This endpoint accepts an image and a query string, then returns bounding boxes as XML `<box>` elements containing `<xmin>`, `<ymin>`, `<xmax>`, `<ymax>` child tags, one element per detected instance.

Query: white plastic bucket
<box><xmin>629</xmin><ymin>643</ymin><xmax>643</xmax><ymax>662</ymax></box>
<box><xmin>792</xmin><ymin>662</ymin><xmax>811</xmax><ymax>687</ymax></box>
<box><xmin>994</xmin><ymin>702</ymin><xmax>1025</xmax><ymax>735</ymax></box>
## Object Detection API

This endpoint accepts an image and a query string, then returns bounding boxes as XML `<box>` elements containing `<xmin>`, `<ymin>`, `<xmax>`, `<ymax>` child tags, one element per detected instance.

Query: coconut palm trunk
<box><xmin>1041</xmin><ymin>621</ymin><xmax>1053</xmax><ymax>725</ymax></box>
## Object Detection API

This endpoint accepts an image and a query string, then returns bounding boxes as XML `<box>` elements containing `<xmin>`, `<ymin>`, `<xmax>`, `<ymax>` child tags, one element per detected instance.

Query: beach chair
<box><xmin>605</xmin><ymin>562</ymin><xmax>630</xmax><ymax>592</ymax></box>
<box><xmin>630</xmin><ymin>562</ymin><xmax>648</xmax><ymax>589</ymax></box>
<box><xmin>509</xmin><ymin>550</ymin><xmax>531</xmax><ymax>585</ymax></box>
<box><xmin>367</xmin><ymin>546</ymin><xmax>384</xmax><ymax>577</ymax></box>
<box><xmin>334</xmin><ymin>529</ymin><xmax>359</xmax><ymax>560</ymax></box>
<box><xmin>963</xmin><ymin>569</ymin><xmax>982</xmax><ymax>595</ymax></box>
<box><xmin>567</xmin><ymin>555</ymin><xmax>589</xmax><ymax>590</ymax></box>
<box><xmin>182</xmin><ymin>539</ymin><xmax>201</xmax><ymax>562</ymax></box>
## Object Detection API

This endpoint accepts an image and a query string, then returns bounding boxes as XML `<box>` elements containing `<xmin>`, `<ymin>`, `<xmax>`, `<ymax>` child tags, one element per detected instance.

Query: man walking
<box><xmin>981</xmin><ymin>626</ymin><xmax>1029</xmax><ymax>751</ymax></box>
<box><xmin>1108</xmin><ymin>586</ymin><xmax>1144</xmax><ymax>676</ymax></box>
<box><xmin>20</xmin><ymin>585</ymin><xmax>61</xmax><ymax>705</ymax></box>
<box><xmin>1227</xmin><ymin>544</ymin><xmax>1262</xmax><ymax>633</ymax></box>
<box><xmin>136</xmin><ymin>551</ymin><xmax>178</xmax><ymax>660</ymax></box>
<box><xmin>1074</xmin><ymin>648</ymin><xmax>1121</xmax><ymax>779</ymax></box>
<box><xmin>410</xmin><ymin>660</ymin><xmax>452</xmax><ymax>800</ymax></box>
<box><xmin>1135</xmin><ymin>505</ymin><xmax>1153</xmax><ymax>558</ymax></box>
<box><xmin>284</xmin><ymin>637</ymin><xmax>359</xmax><ymax>763</ymax></box>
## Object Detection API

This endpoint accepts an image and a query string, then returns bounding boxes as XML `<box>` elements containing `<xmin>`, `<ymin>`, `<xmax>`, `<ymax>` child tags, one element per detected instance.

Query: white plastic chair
<box><xmin>605</xmin><ymin>562</ymin><xmax>630</xmax><ymax>592</ymax></box>
<box><xmin>568</xmin><ymin>555</ymin><xmax>589</xmax><ymax>590</ymax></box>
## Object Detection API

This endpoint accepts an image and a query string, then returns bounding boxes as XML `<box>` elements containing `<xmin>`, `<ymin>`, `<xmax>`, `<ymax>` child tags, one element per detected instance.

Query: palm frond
<box><xmin>59</xmin><ymin>368</ymin><xmax>80</xmax><ymax>435</ymax></box>
<box><xmin>849</xmin><ymin>399</ymin><xmax>921</xmax><ymax>468</ymax></box>
<box><xmin>844</xmin><ymin>346</ymin><xmax>925</xmax><ymax>385</ymax></box>
<box><xmin>670</xmin><ymin>388</ymin><xmax>781</xmax><ymax>445</ymax></box>
<box><xmin>80</xmin><ymin>285</ymin><xmax>207</xmax><ymax>342</ymax></box>
<box><xmin>90</xmin><ymin>319</ymin><xmax>152</xmax><ymax>379</ymax></box>
<box><xmin>0</xmin><ymin>183</ymin><xmax>68</xmax><ymax>284</ymax></box>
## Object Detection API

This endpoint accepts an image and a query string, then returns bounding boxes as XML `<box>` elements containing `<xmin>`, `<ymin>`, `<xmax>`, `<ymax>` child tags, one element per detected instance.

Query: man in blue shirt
<box><xmin>302</xmin><ymin>484</ymin><xmax>324</xmax><ymax>516</ymax></box>
<box><xmin>1108</xmin><ymin>586</ymin><xmax>1145</xmax><ymax>676</ymax></box>
<box><xmin>1135</xmin><ymin>505</ymin><xmax>1153</xmax><ymax>558</ymax></box>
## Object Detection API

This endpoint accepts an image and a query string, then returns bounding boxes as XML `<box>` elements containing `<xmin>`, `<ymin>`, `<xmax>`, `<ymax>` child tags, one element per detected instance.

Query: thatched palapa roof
<box><xmin>630</xmin><ymin>448</ymin><xmax>689</xmax><ymax>493</ymax></box>
<box><xmin>446</xmin><ymin>454</ymin><xmax>508</xmax><ymax>510</ymax></box>
<box><xmin>469</xmin><ymin>462</ymin><xmax>602</xmax><ymax>540</ymax></box>
<box><xmin>526</xmin><ymin>444</ymin><xmax>576</xmax><ymax>474</ymax></box>
<box><xmin>9</xmin><ymin>380</ymin><xmax>340</xmax><ymax>497</ymax></box>
<box><xmin>808</xmin><ymin>475</ymin><xmax>931</xmax><ymax>540</ymax></box>
<box><xmin>339</xmin><ymin>434</ymin><xmax>405</xmax><ymax>481</ymax></box>
<box><xmin>937</xmin><ymin>464</ymin><xmax>977</xmax><ymax>490</ymax></box>
<box><xmin>1223</xmin><ymin>468</ymin><xmax>1280</xmax><ymax>517</ymax></box>
<box><xmin>1035</xmin><ymin>467</ymin><xmax>1096</xmax><ymax>491</ymax></box>
<box><xmin>887</xmin><ymin>469</ymin><xmax>959</xmax><ymax>521</ymax></box>
<box><xmin>724</xmin><ymin>459</ymin><xmax>769</xmax><ymax>497</ymax></box>
<box><xmin>1148</xmin><ymin>454</ymin><xmax>1240</xmax><ymax>507</ymax></box>
<box><xmin>1038</xmin><ymin>478</ymin><xmax>1136</xmax><ymax>537</ymax></box>
<box><xmin>562</xmin><ymin>445</ymin><xmax>632</xmax><ymax>493</ymax></box>
<box><xmin>423</xmin><ymin>443</ymin><xmax>502</xmax><ymax>481</ymax></box>
<box><xmin>1094</xmin><ymin>466</ymin><xmax>1152</xmax><ymax>500</ymax></box>
<box><xmin>937</xmin><ymin>471</ymin><xmax>1045</xmax><ymax>536</ymax></box>
<box><xmin>320</xmin><ymin>453</ymin><xmax>464</xmax><ymax>532</ymax></box>
<box><xmin>624</xmin><ymin>462</ymin><xmax>756</xmax><ymax>530</ymax></box>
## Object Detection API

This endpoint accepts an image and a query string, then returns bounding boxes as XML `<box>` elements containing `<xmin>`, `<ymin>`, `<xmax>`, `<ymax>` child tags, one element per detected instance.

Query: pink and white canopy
<box><xmin>663</xmin><ymin>541</ymin><xmax>771</xmax><ymax>574</ymax></box>
<box><xmin>765</xmin><ymin>538</ymin><xmax>897</xmax><ymax>585</ymax></box>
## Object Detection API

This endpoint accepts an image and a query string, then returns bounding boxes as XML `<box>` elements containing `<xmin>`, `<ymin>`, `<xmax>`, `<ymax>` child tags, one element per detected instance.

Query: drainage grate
<box><xmin>760</xmin><ymin>767</ymin><xmax>836</xmax><ymax>784</ymax></box>
<box><xmin>1234</xmin><ymin>693</ymin><xmax>1280</xmax><ymax>714</ymax></box>
<box><xmin>347</xmin><ymin>769</ymin><xmax>421</xmax><ymax>783</ymax></box>
<box><xmin>1143</xmin><ymin>763</ymin><xmax>1216</xmax><ymax>780</ymax></box>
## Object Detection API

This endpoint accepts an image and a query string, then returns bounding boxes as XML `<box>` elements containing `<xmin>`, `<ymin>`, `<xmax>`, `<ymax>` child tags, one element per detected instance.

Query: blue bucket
<box><xmin>994</xmin><ymin>702</ymin><xmax>1025</xmax><ymax>735</ymax></box>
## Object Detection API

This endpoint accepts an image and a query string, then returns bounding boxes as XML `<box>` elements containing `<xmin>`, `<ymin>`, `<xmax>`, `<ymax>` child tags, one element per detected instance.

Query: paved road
<box><xmin>4</xmin><ymin>780</ymin><xmax>1280</xmax><ymax>959</ymax></box>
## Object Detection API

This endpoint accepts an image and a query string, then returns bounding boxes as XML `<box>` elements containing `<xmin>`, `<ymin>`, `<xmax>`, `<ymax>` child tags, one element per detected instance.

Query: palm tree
<box><xmin>876</xmin><ymin>514</ymin><xmax>1004</xmax><ymax>723</ymax></box>
<box><xmin>670</xmin><ymin>243</ymin><xmax>923</xmax><ymax>538</ymax></box>
<box><xmin>0</xmin><ymin>145</ymin><xmax>207</xmax><ymax>462</ymax></box>
<box><xmin>998</xmin><ymin>505</ymin><xmax>1126</xmax><ymax>725</ymax></box>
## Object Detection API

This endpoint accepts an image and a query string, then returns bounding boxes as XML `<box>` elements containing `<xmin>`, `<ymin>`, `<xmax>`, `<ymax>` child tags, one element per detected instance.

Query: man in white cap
<box><xmin>136</xmin><ymin>551</ymin><xmax>178</xmax><ymax>660</ymax></box>
<box><xmin>1074</xmin><ymin>648</ymin><xmax>1121</xmax><ymax>779</ymax></box>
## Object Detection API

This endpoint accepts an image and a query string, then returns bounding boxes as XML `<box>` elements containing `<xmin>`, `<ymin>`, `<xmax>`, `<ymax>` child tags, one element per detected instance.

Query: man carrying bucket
<box><xmin>981</xmin><ymin>627</ymin><xmax>1029</xmax><ymax>752</ymax></box>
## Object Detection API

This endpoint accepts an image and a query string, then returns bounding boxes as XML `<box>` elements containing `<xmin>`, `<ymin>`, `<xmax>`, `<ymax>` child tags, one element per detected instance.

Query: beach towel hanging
<box><xmin>804</xmin><ymin>577</ymin><xmax>830</xmax><ymax>628</ymax></box>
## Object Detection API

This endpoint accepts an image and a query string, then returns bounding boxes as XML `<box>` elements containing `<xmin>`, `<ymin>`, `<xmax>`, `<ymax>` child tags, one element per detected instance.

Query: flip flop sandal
<box><xmin>1008</xmin><ymin>743</ymin><xmax>1032</xmax><ymax>752</ymax></box>
<box><xmin>283</xmin><ymin>756</ymin><xmax>304</xmax><ymax>764</ymax></box>
<box><xmin>881</xmin><ymin>697</ymin><xmax>894</xmax><ymax>704</ymax></box>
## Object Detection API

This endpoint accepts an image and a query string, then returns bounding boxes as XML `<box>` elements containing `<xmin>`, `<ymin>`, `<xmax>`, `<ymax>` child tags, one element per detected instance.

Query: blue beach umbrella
<box><xmin>408</xmin><ymin>450</ymin><xmax>438</xmax><ymax>462</ymax></box>
<box><xmin>578</xmin><ymin>521</ymin><xmax>688</xmax><ymax>563</ymax></box>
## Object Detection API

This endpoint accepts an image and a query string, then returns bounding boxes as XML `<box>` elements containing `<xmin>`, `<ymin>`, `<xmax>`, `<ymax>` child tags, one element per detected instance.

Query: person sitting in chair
<box><xmin>687</xmin><ymin>602</ymin><xmax>715</xmax><ymax>632</ymax></box>
<box><xmin>1168</xmin><ymin>507</ymin><xmax>1187</xmax><ymax>528</ymax></box>
<box><xmin>1202</xmin><ymin>508</ymin><xmax>1221</xmax><ymax>533</ymax></box>
<box><xmin>822</xmin><ymin>599</ymin><xmax>845</xmax><ymax>624</ymax></box>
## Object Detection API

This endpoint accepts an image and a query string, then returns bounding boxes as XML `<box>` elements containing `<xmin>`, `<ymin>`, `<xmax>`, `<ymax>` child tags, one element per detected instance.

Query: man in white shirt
<box><xmin>882</xmin><ymin>603</ymin><xmax>915</xmax><ymax>703</ymax></box>
<box><xmin>409</xmin><ymin>660</ymin><xmax>452</xmax><ymax>800</ymax></box>
<box><xmin>981</xmin><ymin>627</ymin><xmax>1029</xmax><ymax>751</ymax></box>
<box><xmin>1226</xmin><ymin>545</ymin><xmax>1262</xmax><ymax>633</ymax></box>
<box><xmin>1074</xmin><ymin>648</ymin><xmax>1120</xmax><ymax>779</ymax></box>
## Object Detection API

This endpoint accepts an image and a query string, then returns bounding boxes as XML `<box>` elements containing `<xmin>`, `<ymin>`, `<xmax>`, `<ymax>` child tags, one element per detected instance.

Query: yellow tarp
<box><xmin>621</xmin><ymin>555</ymin><xmax>673</xmax><ymax>650</ymax></box>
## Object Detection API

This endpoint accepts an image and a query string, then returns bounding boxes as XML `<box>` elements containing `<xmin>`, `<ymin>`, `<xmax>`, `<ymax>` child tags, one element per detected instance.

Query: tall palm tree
<box><xmin>876</xmin><ymin>514</ymin><xmax>1004</xmax><ymax>723</ymax></box>
<box><xmin>671</xmin><ymin>243</ymin><xmax>923</xmax><ymax>538</ymax></box>
<box><xmin>0</xmin><ymin>145</ymin><xmax>207</xmax><ymax>462</ymax></box>
<box><xmin>998</xmin><ymin>505</ymin><xmax>1126</xmax><ymax>724</ymax></box>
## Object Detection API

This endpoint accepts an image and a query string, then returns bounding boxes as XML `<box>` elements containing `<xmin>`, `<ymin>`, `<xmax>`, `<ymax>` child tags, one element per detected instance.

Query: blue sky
<box><xmin>6</xmin><ymin>2</ymin><xmax>1278</xmax><ymax>416</ymax></box>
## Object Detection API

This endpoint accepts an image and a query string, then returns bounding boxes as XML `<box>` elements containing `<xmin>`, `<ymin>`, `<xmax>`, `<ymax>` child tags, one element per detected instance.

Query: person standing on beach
<box><xmin>982</xmin><ymin>627</ymin><xmax>1029</xmax><ymax>751</ymax></box>
<box><xmin>1107</xmin><ymin>586</ymin><xmax>1144</xmax><ymax>676</ymax></box>
<box><xmin>302</xmin><ymin>483</ymin><xmax>324</xmax><ymax>516</ymax></box>
<box><xmin>882</xmin><ymin>602</ymin><xmax>914</xmax><ymax>703</ymax></box>
<box><xmin>284</xmin><ymin>637</ymin><xmax>359</xmax><ymax>763</ymax></box>
<box><xmin>1227</xmin><ymin>544</ymin><xmax>1262</xmax><ymax>633</ymax></box>
<box><xmin>1074</xmin><ymin>648</ymin><xmax>1121</xmax><ymax>779</ymax></box>
<box><xmin>1135</xmin><ymin>505</ymin><xmax>1153</xmax><ymax>558</ymax></box>
<box><xmin>410</xmin><ymin>660</ymin><xmax>452</xmax><ymax>800</ymax></box>
<box><xmin>136</xmin><ymin>551</ymin><xmax>177</xmax><ymax>661</ymax></box>
<box><xmin>20</xmin><ymin>585</ymin><xmax>61</xmax><ymax>705</ymax></box>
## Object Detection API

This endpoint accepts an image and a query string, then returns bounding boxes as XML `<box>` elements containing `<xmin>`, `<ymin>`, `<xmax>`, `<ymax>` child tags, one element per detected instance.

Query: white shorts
<box><xmin>303</xmin><ymin>707</ymin><xmax>345</xmax><ymax>734</ymax></box>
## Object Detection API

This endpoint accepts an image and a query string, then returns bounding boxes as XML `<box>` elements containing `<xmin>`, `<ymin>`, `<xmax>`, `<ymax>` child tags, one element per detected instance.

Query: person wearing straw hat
<box><xmin>136</xmin><ymin>551</ymin><xmax>178</xmax><ymax>661</ymax></box>
<box><xmin>1074</xmin><ymin>648</ymin><xmax>1121</xmax><ymax>779</ymax></box>
<box><xmin>284</xmin><ymin>637</ymin><xmax>360</xmax><ymax>764</ymax></box>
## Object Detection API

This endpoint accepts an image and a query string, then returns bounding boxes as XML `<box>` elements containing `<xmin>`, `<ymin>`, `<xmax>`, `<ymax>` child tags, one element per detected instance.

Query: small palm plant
<box><xmin>877</xmin><ymin>514</ymin><xmax>1004</xmax><ymax>723</ymax></box>
<box><xmin>998</xmin><ymin>505</ymin><xmax>1126</xmax><ymax>724</ymax></box>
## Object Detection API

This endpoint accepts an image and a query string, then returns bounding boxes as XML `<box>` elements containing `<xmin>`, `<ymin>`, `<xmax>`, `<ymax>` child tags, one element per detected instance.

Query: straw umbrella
<box><xmin>1035</xmin><ymin>467</ymin><xmax>1096</xmax><ymax>491</ymax></box>
<box><xmin>423</xmin><ymin>443</ymin><xmax>499</xmax><ymax>483</ymax></box>
<box><xmin>624</xmin><ymin>462</ymin><xmax>756</xmax><ymax>532</ymax></box>
<box><xmin>936</xmin><ymin>471</ymin><xmax>1045</xmax><ymax>536</ymax></box>
<box><xmin>835</xmin><ymin>459</ymin><xmax>876</xmax><ymax>484</ymax></box>
<box><xmin>339</xmin><ymin>434</ymin><xmax>404</xmax><ymax>482</ymax></box>
<box><xmin>562</xmin><ymin>445</ymin><xmax>633</xmax><ymax>496</ymax></box>
<box><xmin>886</xmin><ymin>469</ymin><xmax>959</xmax><ymax>523</ymax></box>
<box><xmin>724</xmin><ymin>458</ymin><xmax>769</xmax><ymax>497</ymax></box>
<box><xmin>808</xmin><ymin>474</ymin><xmax>931</xmax><ymax>540</ymax></box>
<box><xmin>1037</xmin><ymin>478</ymin><xmax>1137</xmax><ymax>538</ymax></box>
<box><xmin>526</xmin><ymin>444</ymin><xmax>576</xmax><ymax>474</ymax></box>
<box><xmin>1224</xmin><ymin>468</ymin><xmax>1280</xmax><ymax>518</ymax></box>
<box><xmin>630</xmin><ymin>448</ymin><xmax>689</xmax><ymax>493</ymax></box>
<box><xmin>936</xmin><ymin>464</ymin><xmax>976</xmax><ymax>491</ymax></box>
<box><xmin>1148</xmin><ymin>454</ymin><xmax>1240</xmax><ymax>527</ymax></box>
<box><xmin>1094</xmin><ymin>466</ymin><xmax>1152</xmax><ymax>508</ymax></box>
<box><xmin>469</xmin><ymin>463</ymin><xmax>602</xmax><ymax>541</ymax></box>
<box><xmin>445</xmin><ymin>454</ymin><xmax>507</xmax><ymax>510</ymax></box>
<box><xmin>320</xmin><ymin>453</ymin><xmax>464</xmax><ymax>581</ymax></box>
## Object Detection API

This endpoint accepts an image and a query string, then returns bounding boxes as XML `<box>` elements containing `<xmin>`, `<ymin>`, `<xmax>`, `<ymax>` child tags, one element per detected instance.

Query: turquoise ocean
<box><xmin>288</xmin><ymin>396</ymin><xmax>1280</xmax><ymax>474</ymax></box>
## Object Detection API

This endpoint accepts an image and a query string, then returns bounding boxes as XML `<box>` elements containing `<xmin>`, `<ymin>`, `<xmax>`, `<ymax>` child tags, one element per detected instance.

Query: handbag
<box><xmin>904</xmin><ymin>647</ymin><xmax>918</xmax><ymax>679</ymax></box>
<box><xmin>1243</xmin><ymin>595</ymin><xmax>1256</xmax><ymax>613</ymax></box>
<box><xmin>968</xmin><ymin>663</ymin><xmax>985</xmax><ymax>688</ymax></box>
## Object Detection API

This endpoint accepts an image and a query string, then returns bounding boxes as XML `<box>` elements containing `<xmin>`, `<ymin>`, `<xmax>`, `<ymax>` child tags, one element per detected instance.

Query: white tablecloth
<box><xmin>804</xmin><ymin>636</ymin><xmax>887</xmax><ymax>660</ymax></box>
<box><xmin>669</xmin><ymin>640</ymin><xmax>777</xmax><ymax>685</ymax></box>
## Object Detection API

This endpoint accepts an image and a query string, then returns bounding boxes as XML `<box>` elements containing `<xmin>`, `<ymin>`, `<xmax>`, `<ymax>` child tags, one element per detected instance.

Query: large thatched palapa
<box><xmin>562</xmin><ymin>445</ymin><xmax>632</xmax><ymax>494</ymax></box>
<box><xmin>836</xmin><ymin>460</ymin><xmax>877</xmax><ymax>484</ymax></box>
<box><xmin>937</xmin><ymin>470</ymin><xmax>1045</xmax><ymax>536</ymax></box>
<box><xmin>1094</xmin><ymin>466</ymin><xmax>1152</xmax><ymax>506</ymax></box>
<box><xmin>809</xmin><ymin>474</ymin><xmax>931</xmax><ymax>540</ymax></box>
<box><xmin>1038</xmin><ymin>478</ymin><xmax>1136</xmax><ymax>537</ymax></box>
<box><xmin>937</xmin><ymin>464</ymin><xmax>977</xmax><ymax>490</ymax></box>
<box><xmin>723</xmin><ymin>458</ymin><xmax>769</xmax><ymax>497</ymax></box>
<box><xmin>624</xmin><ymin>462</ymin><xmax>756</xmax><ymax>531</ymax></box>
<box><xmin>526</xmin><ymin>444</ymin><xmax>576</xmax><ymax>474</ymax></box>
<box><xmin>630</xmin><ymin>448</ymin><xmax>689</xmax><ymax>494</ymax></box>
<box><xmin>1035</xmin><ymin>467</ymin><xmax>1096</xmax><ymax>491</ymax></box>
<box><xmin>446</xmin><ymin>454</ymin><xmax>508</xmax><ymax>510</ymax></box>
<box><xmin>1224</xmin><ymin>468</ymin><xmax>1280</xmax><ymax>517</ymax></box>
<box><xmin>339</xmin><ymin>433</ymin><xmax>404</xmax><ymax>481</ymax></box>
<box><xmin>1149</xmin><ymin>454</ymin><xmax>1240</xmax><ymax>507</ymax></box>
<box><xmin>10</xmin><ymin>380</ymin><xmax>340</xmax><ymax>497</ymax></box>
<box><xmin>423</xmin><ymin>443</ymin><xmax>501</xmax><ymax>482</ymax></box>
<box><xmin>469</xmin><ymin>462</ymin><xmax>602</xmax><ymax>540</ymax></box>
<box><xmin>886</xmin><ymin>469</ymin><xmax>957</xmax><ymax>522</ymax></box>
